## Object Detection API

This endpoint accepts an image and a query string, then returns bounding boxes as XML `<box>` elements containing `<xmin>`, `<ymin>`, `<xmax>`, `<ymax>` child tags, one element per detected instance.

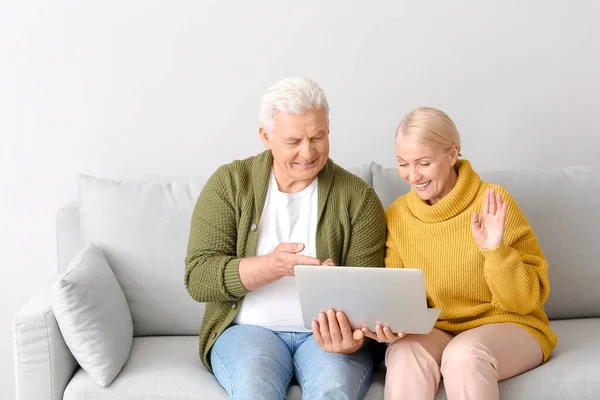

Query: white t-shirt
<box><xmin>233</xmin><ymin>171</ymin><xmax>318</xmax><ymax>331</ymax></box>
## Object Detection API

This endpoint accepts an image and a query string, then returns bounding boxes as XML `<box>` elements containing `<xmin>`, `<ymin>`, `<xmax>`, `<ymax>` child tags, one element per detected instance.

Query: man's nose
<box><xmin>299</xmin><ymin>139</ymin><xmax>313</xmax><ymax>158</ymax></box>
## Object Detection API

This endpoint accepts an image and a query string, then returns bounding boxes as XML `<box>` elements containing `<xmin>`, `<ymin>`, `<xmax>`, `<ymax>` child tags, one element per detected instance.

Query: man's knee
<box><xmin>300</xmin><ymin>352</ymin><xmax>372</xmax><ymax>399</ymax></box>
<box><xmin>212</xmin><ymin>352</ymin><xmax>293</xmax><ymax>400</ymax></box>
<box><xmin>231</xmin><ymin>373</ymin><xmax>291</xmax><ymax>400</ymax></box>
<box><xmin>211</xmin><ymin>326</ymin><xmax>294</xmax><ymax>400</ymax></box>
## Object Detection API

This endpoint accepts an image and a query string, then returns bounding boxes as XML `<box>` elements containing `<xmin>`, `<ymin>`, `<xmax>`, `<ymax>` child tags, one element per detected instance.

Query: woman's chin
<box><xmin>414</xmin><ymin>190</ymin><xmax>434</xmax><ymax>203</ymax></box>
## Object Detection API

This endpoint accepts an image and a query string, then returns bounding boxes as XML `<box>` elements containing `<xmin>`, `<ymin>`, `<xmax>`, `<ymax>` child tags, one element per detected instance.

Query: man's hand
<box><xmin>312</xmin><ymin>309</ymin><xmax>364</xmax><ymax>354</ymax></box>
<box><xmin>267</xmin><ymin>242</ymin><xmax>322</xmax><ymax>278</ymax></box>
<box><xmin>239</xmin><ymin>242</ymin><xmax>321</xmax><ymax>291</ymax></box>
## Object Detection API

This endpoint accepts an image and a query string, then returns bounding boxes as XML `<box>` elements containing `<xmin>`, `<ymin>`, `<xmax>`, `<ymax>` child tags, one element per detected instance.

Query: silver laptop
<box><xmin>294</xmin><ymin>266</ymin><xmax>441</xmax><ymax>334</ymax></box>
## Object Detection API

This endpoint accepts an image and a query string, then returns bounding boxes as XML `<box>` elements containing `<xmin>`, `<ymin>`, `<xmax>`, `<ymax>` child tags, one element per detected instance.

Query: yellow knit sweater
<box><xmin>385</xmin><ymin>160</ymin><xmax>557</xmax><ymax>361</ymax></box>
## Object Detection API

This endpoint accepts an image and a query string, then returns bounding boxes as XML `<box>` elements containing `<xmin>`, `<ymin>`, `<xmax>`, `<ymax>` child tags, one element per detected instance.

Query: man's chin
<box><xmin>294</xmin><ymin>161</ymin><xmax>323</xmax><ymax>172</ymax></box>
<box><xmin>290</xmin><ymin>168</ymin><xmax>320</xmax><ymax>181</ymax></box>
<box><xmin>295</xmin><ymin>172</ymin><xmax>319</xmax><ymax>181</ymax></box>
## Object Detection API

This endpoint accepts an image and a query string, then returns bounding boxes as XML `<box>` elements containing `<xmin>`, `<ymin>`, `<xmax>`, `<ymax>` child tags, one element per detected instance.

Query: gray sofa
<box><xmin>13</xmin><ymin>162</ymin><xmax>600</xmax><ymax>399</ymax></box>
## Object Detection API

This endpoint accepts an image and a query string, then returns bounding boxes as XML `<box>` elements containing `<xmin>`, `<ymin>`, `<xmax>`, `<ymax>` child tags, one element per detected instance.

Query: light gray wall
<box><xmin>1</xmin><ymin>0</ymin><xmax>598</xmax><ymax>398</ymax></box>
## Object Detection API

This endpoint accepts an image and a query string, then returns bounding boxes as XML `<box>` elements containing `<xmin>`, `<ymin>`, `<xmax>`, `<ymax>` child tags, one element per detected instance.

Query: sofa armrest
<box><xmin>13</xmin><ymin>284</ymin><xmax>78</xmax><ymax>400</ymax></box>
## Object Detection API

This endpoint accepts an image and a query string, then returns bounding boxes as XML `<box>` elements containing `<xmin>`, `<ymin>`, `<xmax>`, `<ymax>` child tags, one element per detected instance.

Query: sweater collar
<box><xmin>406</xmin><ymin>159</ymin><xmax>481</xmax><ymax>222</ymax></box>
<box><xmin>251</xmin><ymin>150</ymin><xmax>334</xmax><ymax>221</ymax></box>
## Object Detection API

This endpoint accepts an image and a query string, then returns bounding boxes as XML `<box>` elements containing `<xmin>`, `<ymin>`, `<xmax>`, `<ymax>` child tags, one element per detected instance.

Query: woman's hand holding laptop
<box><xmin>361</xmin><ymin>325</ymin><xmax>407</xmax><ymax>344</ymax></box>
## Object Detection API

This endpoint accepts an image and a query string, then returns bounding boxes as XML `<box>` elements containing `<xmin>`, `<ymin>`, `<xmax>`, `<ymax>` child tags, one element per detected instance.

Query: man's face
<box><xmin>260</xmin><ymin>108</ymin><xmax>330</xmax><ymax>192</ymax></box>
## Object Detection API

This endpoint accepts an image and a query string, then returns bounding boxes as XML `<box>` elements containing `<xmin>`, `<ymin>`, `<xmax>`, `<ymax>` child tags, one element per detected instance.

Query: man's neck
<box><xmin>272</xmin><ymin>167</ymin><xmax>316</xmax><ymax>194</ymax></box>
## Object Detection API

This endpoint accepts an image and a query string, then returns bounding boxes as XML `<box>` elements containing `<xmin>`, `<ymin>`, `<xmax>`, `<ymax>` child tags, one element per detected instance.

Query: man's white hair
<box><xmin>259</xmin><ymin>77</ymin><xmax>329</xmax><ymax>134</ymax></box>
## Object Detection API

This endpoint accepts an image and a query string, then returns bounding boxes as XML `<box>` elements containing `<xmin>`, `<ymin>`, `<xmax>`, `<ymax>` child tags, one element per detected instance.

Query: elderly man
<box><xmin>185</xmin><ymin>77</ymin><xmax>386</xmax><ymax>399</ymax></box>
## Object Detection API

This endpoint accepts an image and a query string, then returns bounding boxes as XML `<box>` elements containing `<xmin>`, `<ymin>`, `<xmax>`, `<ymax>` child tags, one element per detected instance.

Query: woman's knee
<box><xmin>440</xmin><ymin>336</ymin><xmax>498</xmax><ymax>378</ymax></box>
<box><xmin>385</xmin><ymin>336</ymin><xmax>441</xmax><ymax>375</ymax></box>
<box><xmin>386</xmin><ymin>336</ymin><xmax>430</xmax><ymax>359</ymax></box>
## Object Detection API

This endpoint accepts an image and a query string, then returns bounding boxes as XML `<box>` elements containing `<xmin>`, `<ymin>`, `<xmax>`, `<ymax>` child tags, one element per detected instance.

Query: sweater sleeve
<box><xmin>184</xmin><ymin>165</ymin><xmax>249</xmax><ymax>303</ymax></box>
<box><xmin>344</xmin><ymin>186</ymin><xmax>387</xmax><ymax>267</ymax></box>
<box><xmin>385</xmin><ymin>236</ymin><xmax>405</xmax><ymax>269</ymax></box>
<box><xmin>481</xmin><ymin>189</ymin><xmax>550</xmax><ymax>315</ymax></box>
<box><xmin>384</xmin><ymin>206</ymin><xmax>405</xmax><ymax>269</ymax></box>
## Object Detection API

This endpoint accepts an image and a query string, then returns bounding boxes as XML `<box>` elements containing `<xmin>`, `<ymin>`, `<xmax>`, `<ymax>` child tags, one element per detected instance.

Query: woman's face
<box><xmin>395</xmin><ymin>134</ymin><xmax>459</xmax><ymax>205</ymax></box>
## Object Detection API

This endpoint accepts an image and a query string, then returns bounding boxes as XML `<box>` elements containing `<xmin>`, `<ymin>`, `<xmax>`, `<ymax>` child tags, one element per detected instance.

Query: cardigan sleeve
<box><xmin>481</xmin><ymin>188</ymin><xmax>550</xmax><ymax>315</ymax></box>
<box><xmin>184</xmin><ymin>165</ymin><xmax>249</xmax><ymax>303</ymax></box>
<box><xmin>344</xmin><ymin>186</ymin><xmax>387</xmax><ymax>267</ymax></box>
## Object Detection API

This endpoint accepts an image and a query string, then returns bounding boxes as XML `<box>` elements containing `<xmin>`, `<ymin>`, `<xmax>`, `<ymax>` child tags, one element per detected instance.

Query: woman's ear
<box><xmin>449</xmin><ymin>144</ymin><xmax>460</xmax><ymax>166</ymax></box>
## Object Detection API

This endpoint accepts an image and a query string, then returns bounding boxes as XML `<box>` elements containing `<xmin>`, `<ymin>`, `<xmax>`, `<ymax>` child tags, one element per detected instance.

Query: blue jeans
<box><xmin>210</xmin><ymin>324</ymin><xmax>373</xmax><ymax>400</ymax></box>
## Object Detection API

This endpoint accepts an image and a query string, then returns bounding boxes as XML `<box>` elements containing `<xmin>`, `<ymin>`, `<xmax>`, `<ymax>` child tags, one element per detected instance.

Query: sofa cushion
<box><xmin>52</xmin><ymin>242</ymin><xmax>133</xmax><ymax>387</ymax></box>
<box><xmin>77</xmin><ymin>174</ymin><xmax>206</xmax><ymax>336</ymax></box>
<box><xmin>63</xmin><ymin>336</ymin><xmax>385</xmax><ymax>400</ymax></box>
<box><xmin>347</xmin><ymin>161</ymin><xmax>375</xmax><ymax>186</ymax></box>
<box><xmin>373</xmin><ymin>164</ymin><xmax>600</xmax><ymax>320</ymax></box>
<box><xmin>63</xmin><ymin>337</ymin><xmax>225</xmax><ymax>400</ymax></box>
<box><xmin>433</xmin><ymin>318</ymin><xmax>600</xmax><ymax>399</ymax></box>
<box><xmin>57</xmin><ymin>204</ymin><xmax>85</xmax><ymax>273</ymax></box>
<box><xmin>371</xmin><ymin>164</ymin><xmax>411</xmax><ymax>210</ymax></box>
<box><xmin>61</xmin><ymin>319</ymin><xmax>600</xmax><ymax>399</ymax></box>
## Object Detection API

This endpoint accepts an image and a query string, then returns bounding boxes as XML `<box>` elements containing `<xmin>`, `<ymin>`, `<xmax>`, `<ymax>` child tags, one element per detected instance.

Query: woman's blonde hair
<box><xmin>395</xmin><ymin>107</ymin><xmax>461</xmax><ymax>155</ymax></box>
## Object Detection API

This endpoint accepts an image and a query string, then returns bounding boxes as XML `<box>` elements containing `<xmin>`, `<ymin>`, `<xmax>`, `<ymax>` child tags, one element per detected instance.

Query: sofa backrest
<box><xmin>58</xmin><ymin>175</ymin><xmax>207</xmax><ymax>336</ymax></box>
<box><xmin>372</xmin><ymin>164</ymin><xmax>600</xmax><ymax>320</ymax></box>
<box><xmin>56</xmin><ymin>164</ymin><xmax>600</xmax><ymax>336</ymax></box>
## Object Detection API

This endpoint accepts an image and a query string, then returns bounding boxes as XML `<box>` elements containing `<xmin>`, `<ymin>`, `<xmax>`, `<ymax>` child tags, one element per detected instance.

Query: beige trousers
<box><xmin>384</xmin><ymin>323</ymin><xmax>543</xmax><ymax>400</ymax></box>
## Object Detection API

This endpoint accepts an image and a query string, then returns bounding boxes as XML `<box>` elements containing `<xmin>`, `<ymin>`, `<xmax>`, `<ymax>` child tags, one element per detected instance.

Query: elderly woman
<box><xmin>184</xmin><ymin>77</ymin><xmax>386</xmax><ymax>400</ymax></box>
<box><xmin>363</xmin><ymin>107</ymin><xmax>557</xmax><ymax>400</ymax></box>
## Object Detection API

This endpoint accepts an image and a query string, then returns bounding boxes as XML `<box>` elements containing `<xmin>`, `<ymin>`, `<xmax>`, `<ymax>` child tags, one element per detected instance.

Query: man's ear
<box><xmin>259</xmin><ymin>127</ymin><xmax>271</xmax><ymax>149</ymax></box>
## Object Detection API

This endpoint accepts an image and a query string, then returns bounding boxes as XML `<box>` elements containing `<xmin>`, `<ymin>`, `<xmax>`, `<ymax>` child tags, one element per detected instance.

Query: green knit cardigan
<box><xmin>184</xmin><ymin>150</ymin><xmax>386</xmax><ymax>371</ymax></box>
